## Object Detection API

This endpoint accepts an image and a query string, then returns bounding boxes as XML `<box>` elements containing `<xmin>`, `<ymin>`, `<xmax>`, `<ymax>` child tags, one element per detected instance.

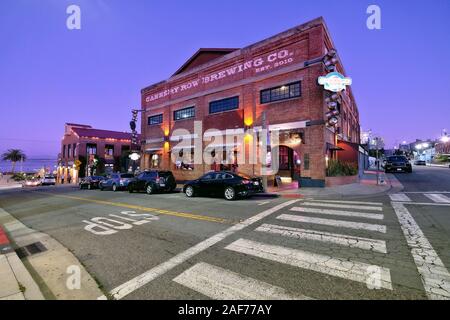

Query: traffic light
<box><xmin>325</xmin><ymin>92</ymin><xmax>341</xmax><ymax>127</ymax></box>
<box><xmin>322</xmin><ymin>49</ymin><xmax>338</xmax><ymax>72</ymax></box>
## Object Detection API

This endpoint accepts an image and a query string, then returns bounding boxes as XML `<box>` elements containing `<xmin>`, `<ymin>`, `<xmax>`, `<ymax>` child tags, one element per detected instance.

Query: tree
<box><xmin>1</xmin><ymin>149</ymin><xmax>27</xmax><ymax>173</ymax></box>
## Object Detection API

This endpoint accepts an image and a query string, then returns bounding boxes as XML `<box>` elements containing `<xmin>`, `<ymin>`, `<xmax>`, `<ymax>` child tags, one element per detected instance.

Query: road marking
<box><xmin>402</xmin><ymin>191</ymin><xmax>450</xmax><ymax>194</ymax></box>
<box><xmin>301</xmin><ymin>202</ymin><xmax>383</xmax><ymax>211</ymax></box>
<box><xmin>99</xmin><ymin>199</ymin><xmax>299</xmax><ymax>300</ymax></box>
<box><xmin>290</xmin><ymin>206</ymin><xmax>384</xmax><ymax>220</ymax></box>
<box><xmin>424</xmin><ymin>194</ymin><xmax>450</xmax><ymax>204</ymax></box>
<box><xmin>308</xmin><ymin>200</ymin><xmax>383</xmax><ymax>206</ymax></box>
<box><xmin>258</xmin><ymin>201</ymin><xmax>271</xmax><ymax>206</ymax></box>
<box><xmin>390</xmin><ymin>202</ymin><xmax>450</xmax><ymax>207</ymax></box>
<box><xmin>389</xmin><ymin>194</ymin><xmax>412</xmax><ymax>202</ymax></box>
<box><xmin>173</xmin><ymin>262</ymin><xmax>310</xmax><ymax>300</ymax></box>
<box><xmin>256</xmin><ymin>224</ymin><xmax>387</xmax><ymax>253</ymax></box>
<box><xmin>277</xmin><ymin>214</ymin><xmax>387</xmax><ymax>233</ymax></box>
<box><xmin>34</xmin><ymin>192</ymin><xmax>228</xmax><ymax>224</ymax></box>
<box><xmin>225</xmin><ymin>239</ymin><xmax>392</xmax><ymax>290</ymax></box>
<box><xmin>392</xmin><ymin>202</ymin><xmax>450</xmax><ymax>299</ymax></box>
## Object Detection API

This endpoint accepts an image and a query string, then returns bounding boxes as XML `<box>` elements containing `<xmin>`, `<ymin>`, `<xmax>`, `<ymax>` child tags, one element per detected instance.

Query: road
<box><xmin>0</xmin><ymin>165</ymin><xmax>449</xmax><ymax>300</ymax></box>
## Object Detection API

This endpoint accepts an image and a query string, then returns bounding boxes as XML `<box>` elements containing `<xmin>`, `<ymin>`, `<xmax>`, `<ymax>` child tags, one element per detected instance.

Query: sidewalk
<box><xmin>0</xmin><ymin>175</ymin><xmax>23</xmax><ymax>191</ymax></box>
<box><xmin>264</xmin><ymin>169</ymin><xmax>403</xmax><ymax>198</ymax></box>
<box><xmin>0</xmin><ymin>208</ymin><xmax>105</xmax><ymax>300</ymax></box>
<box><xmin>0</xmin><ymin>226</ymin><xmax>44</xmax><ymax>300</ymax></box>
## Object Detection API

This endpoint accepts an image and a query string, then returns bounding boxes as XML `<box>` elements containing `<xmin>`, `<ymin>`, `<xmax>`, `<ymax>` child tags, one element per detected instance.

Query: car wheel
<box><xmin>146</xmin><ymin>184</ymin><xmax>154</xmax><ymax>195</ymax></box>
<box><xmin>112</xmin><ymin>184</ymin><xmax>117</xmax><ymax>192</ymax></box>
<box><xmin>185</xmin><ymin>186</ymin><xmax>195</xmax><ymax>197</ymax></box>
<box><xmin>224</xmin><ymin>187</ymin><xmax>236</xmax><ymax>201</ymax></box>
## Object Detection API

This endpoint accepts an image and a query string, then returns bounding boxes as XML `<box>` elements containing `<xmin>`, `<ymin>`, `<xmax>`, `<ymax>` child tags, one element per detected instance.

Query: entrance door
<box><xmin>278</xmin><ymin>146</ymin><xmax>294</xmax><ymax>178</ymax></box>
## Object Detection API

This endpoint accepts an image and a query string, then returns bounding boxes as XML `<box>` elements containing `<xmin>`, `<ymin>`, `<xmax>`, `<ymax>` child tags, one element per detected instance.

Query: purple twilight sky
<box><xmin>0</xmin><ymin>0</ymin><xmax>449</xmax><ymax>158</ymax></box>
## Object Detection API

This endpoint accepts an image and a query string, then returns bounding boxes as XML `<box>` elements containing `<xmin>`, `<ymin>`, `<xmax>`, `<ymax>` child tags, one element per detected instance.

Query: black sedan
<box><xmin>414</xmin><ymin>160</ymin><xmax>426</xmax><ymax>166</ymax></box>
<box><xmin>79</xmin><ymin>176</ymin><xmax>105</xmax><ymax>190</ymax></box>
<box><xmin>385</xmin><ymin>156</ymin><xmax>412</xmax><ymax>173</ymax></box>
<box><xmin>128</xmin><ymin>170</ymin><xmax>177</xmax><ymax>194</ymax></box>
<box><xmin>183</xmin><ymin>171</ymin><xmax>264</xmax><ymax>201</ymax></box>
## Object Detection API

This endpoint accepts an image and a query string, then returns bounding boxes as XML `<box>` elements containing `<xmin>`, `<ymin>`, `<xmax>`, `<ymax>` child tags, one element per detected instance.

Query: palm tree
<box><xmin>1</xmin><ymin>149</ymin><xmax>27</xmax><ymax>173</ymax></box>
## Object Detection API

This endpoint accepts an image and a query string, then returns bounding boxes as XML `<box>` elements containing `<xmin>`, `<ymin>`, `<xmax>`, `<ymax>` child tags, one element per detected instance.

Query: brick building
<box><xmin>139</xmin><ymin>17</ymin><xmax>360</xmax><ymax>187</ymax></box>
<box><xmin>57</xmin><ymin>123</ymin><xmax>139</xmax><ymax>184</ymax></box>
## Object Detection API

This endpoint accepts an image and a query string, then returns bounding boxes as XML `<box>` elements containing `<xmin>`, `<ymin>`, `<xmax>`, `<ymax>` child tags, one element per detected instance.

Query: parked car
<box><xmin>99</xmin><ymin>173</ymin><xmax>135</xmax><ymax>191</ymax></box>
<box><xmin>385</xmin><ymin>156</ymin><xmax>412</xmax><ymax>173</ymax></box>
<box><xmin>41</xmin><ymin>175</ymin><xmax>56</xmax><ymax>186</ymax></box>
<box><xmin>128</xmin><ymin>170</ymin><xmax>176</xmax><ymax>194</ymax></box>
<box><xmin>183</xmin><ymin>171</ymin><xmax>264</xmax><ymax>201</ymax></box>
<box><xmin>414</xmin><ymin>160</ymin><xmax>426</xmax><ymax>166</ymax></box>
<box><xmin>79</xmin><ymin>176</ymin><xmax>105</xmax><ymax>190</ymax></box>
<box><xmin>23</xmin><ymin>178</ymin><xmax>41</xmax><ymax>187</ymax></box>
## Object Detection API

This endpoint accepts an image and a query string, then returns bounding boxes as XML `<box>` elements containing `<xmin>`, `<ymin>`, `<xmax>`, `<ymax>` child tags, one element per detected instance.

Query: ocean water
<box><xmin>0</xmin><ymin>159</ymin><xmax>57</xmax><ymax>174</ymax></box>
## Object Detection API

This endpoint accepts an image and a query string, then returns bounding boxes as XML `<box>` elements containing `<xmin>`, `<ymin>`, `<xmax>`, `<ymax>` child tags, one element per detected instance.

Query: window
<box><xmin>260</xmin><ymin>81</ymin><xmax>301</xmax><ymax>104</ymax></box>
<box><xmin>304</xmin><ymin>154</ymin><xmax>310</xmax><ymax>170</ymax></box>
<box><xmin>105</xmin><ymin>145</ymin><xmax>114</xmax><ymax>158</ymax></box>
<box><xmin>67</xmin><ymin>144</ymin><xmax>71</xmax><ymax>158</ymax></box>
<box><xmin>174</xmin><ymin>106</ymin><xmax>195</xmax><ymax>121</ymax></box>
<box><xmin>62</xmin><ymin>145</ymin><xmax>66</xmax><ymax>158</ymax></box>
<box><xmin>209</xmin><ymin>96</ymin><xmax>239</xmax><ymax>114</ymax></box>
<box><xmin>148</xmin><ymin>114</ymin><xmax>163</xmax><ymax>125</ymax></box>
<box><xmin>73</xmin><ymin>144</ymin><xmax>76</xmax><ymax>157</ymax></box>
<box><xmin>86</xmin><ymin>144</ymin><xmax>97</xmax><ymax>155</ymax></box>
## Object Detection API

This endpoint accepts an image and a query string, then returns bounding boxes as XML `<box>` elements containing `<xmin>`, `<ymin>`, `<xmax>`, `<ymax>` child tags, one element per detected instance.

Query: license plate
<box><xmin>397</xmin><ymin>168</ymin><xmax>402</xmax><ymax>171</ymax></box>
<box><xmin>160</xmin><ymin>183</ymin><xmax>165</xmax><ymax>187</ymax></box>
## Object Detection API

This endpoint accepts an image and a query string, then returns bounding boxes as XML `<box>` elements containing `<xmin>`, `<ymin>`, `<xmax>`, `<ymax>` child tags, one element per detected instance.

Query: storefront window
<box><xmin>260</xmin><ymin>81</ymin><xmax>301</xmax><ymax>104</ymax></box>
<box><xmin>151</xmin><ymin>154</ymin><xmax>160</xmax><ymax>168</ymax></box>
<box><xmin>105</xmin><ymin>145</ymin><xmax>114</xmax><ymax>159</ymax></box>
<box><xmin>86</xmin><ymin>144</ymin><xmax>97</xmax><ymax>155</ymax></box>
<box><xmin>174</xmin><ymin>150</ymin><xmax>194</xmax><ymax>170</ymax></box>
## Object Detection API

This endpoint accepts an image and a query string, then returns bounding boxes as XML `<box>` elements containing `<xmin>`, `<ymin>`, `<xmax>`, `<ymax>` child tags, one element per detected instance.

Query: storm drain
<box><xmin>15</xmin><ymin>242</ymin><xmax>47</xmax><ymax>258</ymax></box>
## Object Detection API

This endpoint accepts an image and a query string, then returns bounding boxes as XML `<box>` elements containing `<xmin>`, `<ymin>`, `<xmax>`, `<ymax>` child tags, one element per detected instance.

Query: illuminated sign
<box><xmin>129</xmin><ymin>153</ymin><xmax>141</xmax><ymax>161</ymax></box>
<box><xmin>318</xmin><ymin>72</ymin><xmax>352</xmax><ymax>92</ymax></box>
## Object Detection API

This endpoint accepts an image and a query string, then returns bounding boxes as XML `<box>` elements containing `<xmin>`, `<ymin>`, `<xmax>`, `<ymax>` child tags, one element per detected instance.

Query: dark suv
<box><xmin>128</xmin><ymin>170</ymin><xmax>177</xmax><ymax>194</ymax></box>
<box><xmin>385</xmin><ymin>156</ymin><xmax>412</xmax><ymax>173</ymax></box>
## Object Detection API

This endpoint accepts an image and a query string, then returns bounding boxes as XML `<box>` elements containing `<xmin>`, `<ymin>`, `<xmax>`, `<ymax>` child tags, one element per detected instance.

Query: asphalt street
<box><xmin>0</xmin><ymin>165</ymin><xmax>449</xmax><ymax>300</ymax></box>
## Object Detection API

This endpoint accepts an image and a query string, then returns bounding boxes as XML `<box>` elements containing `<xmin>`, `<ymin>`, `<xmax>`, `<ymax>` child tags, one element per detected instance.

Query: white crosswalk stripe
<box><xmin>173</xmin><ymin>262</ymin><xmax>311</xmax><ymax>300</ymax></box>
<box><xmin>255</xmin><ymin>224</ymin><xmax>387</xmax><ymax>253</ymax></box>
<box><xmin>290</xmin><ymin>206</ymin><xmax>384</xmax><ymax>220</ymax></box>
<box><xmin>277</xmin><ymin>214</ymin><xmax>387</xmax><ymax>233</ymax></box>
<box><xmin>307</xmin><ymin>199</ymin><xmax>383</xmax><ymax>206</ymax></box>
<box><xmin>389</xmin><ymin>194</ymin><xmax>412</xmax><ymax>202</ymax></box>
<box><xmin>225</xmin><ymin>238</ymin><xmax>393</xmax><ymax>290</ymax></box>
<box><xmin>424</xmin><ymin>193</ymin><xmax>450</xmax><ymax>203</ymax></box>
<box><xmin>301</xmin><ymin>202</ymin><xmax>383</xmax><ymax>211</ymax></box>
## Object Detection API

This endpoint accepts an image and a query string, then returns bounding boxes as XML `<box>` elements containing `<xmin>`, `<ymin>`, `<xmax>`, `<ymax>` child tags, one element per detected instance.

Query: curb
<box><xmin>0</xmin><ymin>226</ymin><xmax>44</xmax><ymax>300</ymax></box>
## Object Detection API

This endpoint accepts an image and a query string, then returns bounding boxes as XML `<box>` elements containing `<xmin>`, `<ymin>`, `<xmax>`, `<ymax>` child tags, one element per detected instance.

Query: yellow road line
<box><xmin>33</xmin><ymin>192</ymin><xmax>229</xmax><ymax>224</ymax></box>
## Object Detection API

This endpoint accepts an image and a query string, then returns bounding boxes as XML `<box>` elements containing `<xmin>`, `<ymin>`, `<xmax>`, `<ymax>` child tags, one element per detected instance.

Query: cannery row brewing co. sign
<box><xmin>145</xmin><ymin>48</ymin><xmax>296</xmax><ymax>103</ymax></box>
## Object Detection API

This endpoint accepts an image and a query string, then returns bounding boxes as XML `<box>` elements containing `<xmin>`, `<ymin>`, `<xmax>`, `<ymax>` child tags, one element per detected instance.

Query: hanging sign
<box><xmin>318</xmin><ymin>72</ymin><xmax>352</xmax><ymax>92</ymax></box>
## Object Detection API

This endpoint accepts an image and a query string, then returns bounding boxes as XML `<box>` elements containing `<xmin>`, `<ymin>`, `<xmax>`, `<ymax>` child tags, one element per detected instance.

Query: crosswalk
<box><xmin>389</xmin><ymin>192</ymin><xmax>450</xmax><ymax>204</ymax></box>
<box><xmin>171</xmin><ymin>199</ymin><xmax>394</xmax><ymax>299</ymax></box>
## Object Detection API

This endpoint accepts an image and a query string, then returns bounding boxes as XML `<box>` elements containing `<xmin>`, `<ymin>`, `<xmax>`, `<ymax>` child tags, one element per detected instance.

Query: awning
<box><xmin>327</xmin><ymin>143</ymin><xmax>344</xmax><ymax>151</ymax></box>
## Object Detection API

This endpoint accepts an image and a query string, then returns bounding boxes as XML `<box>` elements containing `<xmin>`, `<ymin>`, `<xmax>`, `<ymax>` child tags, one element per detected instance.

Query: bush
<box><xmin>326</xmin><ymin>159</ymin><xmax>358</xmax><ymax>177</ymax></box>
<box><xmin>12</xmin><ymin>173</ymin><xmax>26</xmax><ymax>181</ymax></box>
<box><xmin>434</xmin><ymin>154</ymin><xmax>450</xmax><ymax>163</ymax></box>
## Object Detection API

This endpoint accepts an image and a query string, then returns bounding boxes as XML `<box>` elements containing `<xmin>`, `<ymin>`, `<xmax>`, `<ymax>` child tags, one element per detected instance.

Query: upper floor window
<box><xmin>67</xmin><ymin>144</ymin><xmax>72</xmax><ymax>158</ymax></box>
<box><xmin>174</xmin><ymin>106</ymin><xmax>195</xmax><ymax>121</ymax></box>
<box><xmin>62</xmin><ymin>145</ymin><xmax>66</xmax><ymax>158</ymax></box>
<box><xmin>148</xmin><ymin>114</ymin><xmax>163</xmax><ymax>125</ymax></box>
<box><xmin>209</xmin><ymin>96</ymin><xmax>239</xmax><ymax>114</ymax></box>
<box><xmin>260</xmin><ymin>81</ymin><xmax>301</xmax><ymax>104</ymax></box>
